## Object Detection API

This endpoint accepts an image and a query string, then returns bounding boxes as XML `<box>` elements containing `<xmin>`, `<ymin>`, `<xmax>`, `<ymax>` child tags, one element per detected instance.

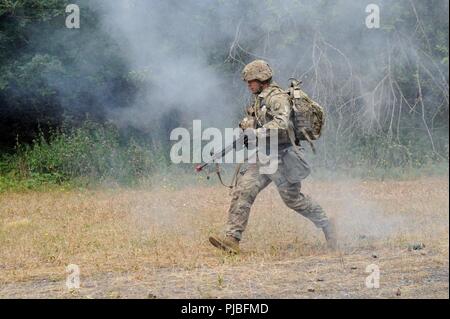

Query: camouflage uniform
<box><xmin>225</xmin><ymin>82</ymin><xmax>330</xmax><ymax>241</ymax></box>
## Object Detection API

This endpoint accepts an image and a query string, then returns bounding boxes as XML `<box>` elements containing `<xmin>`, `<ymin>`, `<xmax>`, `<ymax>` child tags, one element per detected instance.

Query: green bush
<box><xmin>5</xmin><ymin>121</ymin><xmax>168</xmax><ymax>187</ymax></box>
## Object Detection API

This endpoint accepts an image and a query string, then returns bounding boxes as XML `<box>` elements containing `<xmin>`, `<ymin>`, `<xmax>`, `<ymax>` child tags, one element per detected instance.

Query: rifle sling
<box><xmin>215</xmin><ymin>163</ymin><xmax>241</xmax><ymax>189</ymax></box>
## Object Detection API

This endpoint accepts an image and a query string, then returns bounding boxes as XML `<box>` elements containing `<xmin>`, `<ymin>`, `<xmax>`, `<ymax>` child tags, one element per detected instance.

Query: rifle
<box><xmin>195</xmin><ymin>133</ymin><xmax>248</xmax><ymax>188</ymax></box>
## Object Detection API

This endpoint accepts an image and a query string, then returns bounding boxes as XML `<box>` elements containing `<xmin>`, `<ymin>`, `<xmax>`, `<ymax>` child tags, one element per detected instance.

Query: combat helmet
<box><xmin>241</xmin><ymin>60</ymin><xmax>273</xmax><ymax>82</ymax></box>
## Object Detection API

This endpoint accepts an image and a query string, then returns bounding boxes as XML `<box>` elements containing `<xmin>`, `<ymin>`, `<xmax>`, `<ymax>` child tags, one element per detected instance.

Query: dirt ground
<box><xmin>0</xmin><ymin>177</ymin><xmax>448</xmax><ymax>298</ymax></box>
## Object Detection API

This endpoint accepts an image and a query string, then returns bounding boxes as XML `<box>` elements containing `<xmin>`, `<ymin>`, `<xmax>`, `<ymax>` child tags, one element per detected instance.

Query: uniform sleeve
<box><xmin>262</xmin><ymin>93</ymin><xmax>291</xmax><ymax>130</ymax></box>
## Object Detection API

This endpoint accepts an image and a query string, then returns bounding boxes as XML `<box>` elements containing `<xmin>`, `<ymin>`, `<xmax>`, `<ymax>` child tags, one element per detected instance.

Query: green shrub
<box><xmin>5</xmin><ymin>121</ymin><xmax>168</xmax><ymax>187</ymax></box>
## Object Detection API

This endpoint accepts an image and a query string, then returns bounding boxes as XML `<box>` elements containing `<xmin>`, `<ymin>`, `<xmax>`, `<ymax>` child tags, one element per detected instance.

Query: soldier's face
<box><xmin>247</xmin><ymin>80</ymin><xmax>263</xmax><ymax>94</ymax></box>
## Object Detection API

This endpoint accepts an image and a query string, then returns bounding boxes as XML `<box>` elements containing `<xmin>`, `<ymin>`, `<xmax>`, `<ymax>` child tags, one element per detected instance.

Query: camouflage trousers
<box><xmin>225</xmin><ymin>162</ymin><xmax>329</xmax><ymax>241</ymax></box>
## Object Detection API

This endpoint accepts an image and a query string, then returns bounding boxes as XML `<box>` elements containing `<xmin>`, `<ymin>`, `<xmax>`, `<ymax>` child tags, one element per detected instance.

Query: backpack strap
<box><xmin>287</xmin><ymin>115</ymin><xmax>317</xmax><ymax>154</ymax></box>
<box><xmin>287</xmin><ymin>121</ymin><xmax>316</xmax><ymax>156</ymax></box>
<box><xmin>300</xmin><ymin>127</ymin><xmax>316</xmax><ymax>154</ymax></box>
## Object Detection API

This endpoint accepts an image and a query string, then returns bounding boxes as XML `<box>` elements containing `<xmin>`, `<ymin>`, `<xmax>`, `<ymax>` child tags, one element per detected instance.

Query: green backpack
<box><xmin>286</xmin><ymin>79</ymin><xmax>325</xmax><ymax>153</ymax></box>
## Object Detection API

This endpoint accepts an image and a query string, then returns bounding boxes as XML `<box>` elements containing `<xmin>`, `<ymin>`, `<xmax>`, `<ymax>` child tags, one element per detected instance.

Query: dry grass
<box><xmin>0</xmin><ymin>177</ymin><xmax>448</xmax><ymax>298</ymax></box>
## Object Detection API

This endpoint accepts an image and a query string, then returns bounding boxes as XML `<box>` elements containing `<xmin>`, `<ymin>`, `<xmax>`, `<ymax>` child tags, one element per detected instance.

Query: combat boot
<box><xmin>322</xmin><ymin>219</ymin><xmax>338</xmax><ymax>251</ymax></box>
<box><xmin>209</xmin><ymin>235</ymin><xmax>240</xmax><ymax>254</ymax></box>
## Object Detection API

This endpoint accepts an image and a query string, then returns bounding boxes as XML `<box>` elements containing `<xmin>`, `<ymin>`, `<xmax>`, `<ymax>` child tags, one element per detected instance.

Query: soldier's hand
<box><xmin>239</xmin><ymin>116</ymin><xmax>255</xmax><ymax>130</ymax></box>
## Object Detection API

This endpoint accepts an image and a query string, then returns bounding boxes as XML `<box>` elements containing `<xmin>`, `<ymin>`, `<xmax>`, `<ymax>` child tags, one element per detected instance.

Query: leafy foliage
<box><xmin>1</xmin><ymin>121</ymin><xmax>167</xmax><ymax>190</ymax></box>
<box><xmin>0</xmin><ymin>0</ymin><xmax>448</xmax><ymax>186</ymax></box>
